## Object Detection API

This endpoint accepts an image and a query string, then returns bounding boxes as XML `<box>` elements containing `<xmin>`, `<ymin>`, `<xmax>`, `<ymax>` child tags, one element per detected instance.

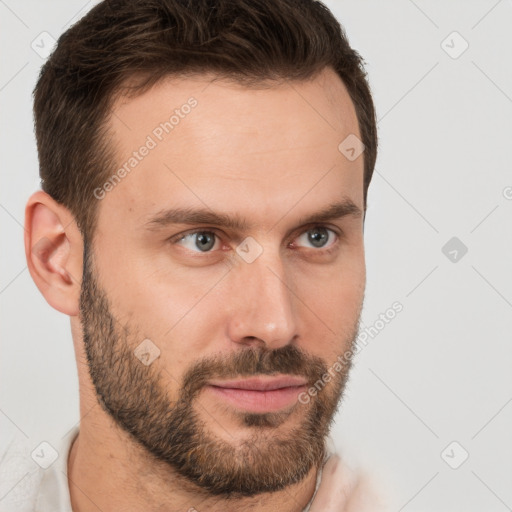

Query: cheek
<box><xmin>294</xmin><ymin>251</ymin><xmax>365</xmax><ymax>354</ymax></box>
<box><xmin>301</xmin><ymin>274</ymin><xmax>363</xmax><ymax>334</ymax></box>
<box><xmin>296</xmin><ymin>246</ymin><xmax>365</xmax><ymax>315</ymax></box>
<box><xmin>99</xmin><ymin>254</ymin><xmax>216</xmax><ymax>340</ymax></box>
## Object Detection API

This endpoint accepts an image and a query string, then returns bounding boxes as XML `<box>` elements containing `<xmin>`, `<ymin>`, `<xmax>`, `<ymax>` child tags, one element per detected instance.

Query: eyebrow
<box><xmin>145</xmin><ymin>198</ymin><xmax>363</xmax><ymax>233</ymax></box>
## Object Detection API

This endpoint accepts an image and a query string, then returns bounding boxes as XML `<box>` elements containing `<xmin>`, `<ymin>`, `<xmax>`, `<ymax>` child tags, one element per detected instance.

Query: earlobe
<box><xmin>24</xmin><ymin>190</ymin><xmax>83</xmax><ymax>316</ymax></box>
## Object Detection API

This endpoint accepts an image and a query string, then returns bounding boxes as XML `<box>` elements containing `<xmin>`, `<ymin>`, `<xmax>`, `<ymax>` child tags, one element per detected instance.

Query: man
<box><xmin>1</xmin><ymin>0</ymin><xmax>386</xmax><ymax>510</ymax></box>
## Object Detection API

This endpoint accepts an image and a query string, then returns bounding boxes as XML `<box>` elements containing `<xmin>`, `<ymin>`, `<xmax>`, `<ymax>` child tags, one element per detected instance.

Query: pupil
<box><xmin>196</xmin><ymin>232</ymin><xmax>215</xmax><ymax>251</ymax></box>
<box><xmin>309</xmin><ymin>228</ymin><xmax>327</xmax><ymax>248</ymax></box>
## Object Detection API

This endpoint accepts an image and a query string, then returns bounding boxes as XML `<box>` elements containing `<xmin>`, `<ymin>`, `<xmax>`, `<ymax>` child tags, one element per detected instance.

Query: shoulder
<box><xmin>0</xmin><ymin>428</ymin><xmax>78</xmax><ymax>512</ymax></box>
<box><xmin>308</xmin><ymin>441</ymin><xmax>395</xmax><ymax>512</ymax></box>
<box><xmin>0</xmin><ymin>434</ymin><xmax>43</xmax><ymax>511</ymax></box>
<box><xmin>342</xmin><ymin>464</ymin><xmax>393</xmax><ymax>512</ymax></box>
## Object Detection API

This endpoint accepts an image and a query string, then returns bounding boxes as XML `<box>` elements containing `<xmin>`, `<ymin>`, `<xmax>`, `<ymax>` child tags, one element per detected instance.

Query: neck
<box><xmin>67</xmin><ymin>415</ymin><xmax>321</xmax><ymax>512</ymax></box>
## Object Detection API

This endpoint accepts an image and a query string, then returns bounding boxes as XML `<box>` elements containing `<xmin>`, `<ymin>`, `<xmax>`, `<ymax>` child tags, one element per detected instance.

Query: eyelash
<box><xmin>169</xmin><ymin>225</ymin><xmax>341</xmax><ymax>256</ymax></box>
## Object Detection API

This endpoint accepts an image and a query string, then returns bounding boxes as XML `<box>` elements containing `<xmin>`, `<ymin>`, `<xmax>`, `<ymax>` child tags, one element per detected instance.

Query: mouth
<box><xmin>205</xmin><ymin>375</ymin><xmax>308</xmax><ymax>413</ymax></box>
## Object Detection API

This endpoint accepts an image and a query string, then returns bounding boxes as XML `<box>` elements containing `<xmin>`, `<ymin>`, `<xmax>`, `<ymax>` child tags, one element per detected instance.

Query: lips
<box><xmin>207</xmin><ymin>375</ymin><xmax>308</xmax><ymax>391</ymax></box>
<box><xmin>205</xmin><ymin>375</ymin><xmax>309</xmax><ymax>413</ymax></box>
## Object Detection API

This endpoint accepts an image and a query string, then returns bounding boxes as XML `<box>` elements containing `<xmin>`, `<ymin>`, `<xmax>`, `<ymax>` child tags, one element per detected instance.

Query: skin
<box><xmin>24</xmin><ymin>66</ymin><xmax>366</xmax><ymax>512</ymax></box>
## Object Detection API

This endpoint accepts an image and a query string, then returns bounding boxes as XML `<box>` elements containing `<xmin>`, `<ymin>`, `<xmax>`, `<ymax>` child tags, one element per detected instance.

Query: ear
<box><xmin>24</xmin><ymin>190</ymin><xmax>83</xmax><ymax>316</ymax></box>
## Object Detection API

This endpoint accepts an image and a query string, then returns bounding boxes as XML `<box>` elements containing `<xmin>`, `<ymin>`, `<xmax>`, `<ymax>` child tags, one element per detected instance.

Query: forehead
<box><xmin>97</xmin><ymin>68</ymin><xmax>363</xmax><ymax>234</ymax></box>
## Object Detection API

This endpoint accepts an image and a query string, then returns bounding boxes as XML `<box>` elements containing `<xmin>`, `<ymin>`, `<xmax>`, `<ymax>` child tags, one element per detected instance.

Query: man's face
<box><xmin>80</xmin><ymin>68</ymin><xmax>366</xmax><ymax>497</ymax></box>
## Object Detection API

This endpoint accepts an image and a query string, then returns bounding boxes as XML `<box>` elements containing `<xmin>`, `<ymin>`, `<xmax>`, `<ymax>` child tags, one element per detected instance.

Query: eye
<box><xmin>173</xmin><ymin>230</ymin><xmax>220</xmax><ymax>253</ymax></box>
<box><xmin>294</xmin><ymin>226</ymin><xmax>338</xmax><ymax>250</ymax></box>
<box><xmin>171</xmin><ymin>225</ymin><xmax>339</xmax><ymax>254</ymax></box>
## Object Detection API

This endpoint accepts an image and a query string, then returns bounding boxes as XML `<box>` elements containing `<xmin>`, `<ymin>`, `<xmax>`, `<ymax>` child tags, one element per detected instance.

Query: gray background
<box><xmin>1</xmin><ymin>1</ymin><xmax>511</xmax><ymax>510</ymax></box>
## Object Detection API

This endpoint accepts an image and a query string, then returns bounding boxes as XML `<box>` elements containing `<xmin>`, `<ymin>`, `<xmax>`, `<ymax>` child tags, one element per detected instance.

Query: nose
<box><xmin>225</xmin><ymin>247</ymin><xmax>298</xmax><ymax>350</ymax></box>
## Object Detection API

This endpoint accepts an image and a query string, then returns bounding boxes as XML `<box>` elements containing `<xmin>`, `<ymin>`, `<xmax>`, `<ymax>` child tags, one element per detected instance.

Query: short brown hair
<box><xmin>34</xmin><ymin>0</ymin><xmax>378</xmax><ymax>240</ymax></box>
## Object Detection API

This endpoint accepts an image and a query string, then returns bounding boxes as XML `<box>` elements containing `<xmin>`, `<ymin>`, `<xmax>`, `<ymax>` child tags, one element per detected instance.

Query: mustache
<box><xmin>180</xmin><ymin>344</ymin><xmax>328</xmax><ymax>401</ymax></box>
